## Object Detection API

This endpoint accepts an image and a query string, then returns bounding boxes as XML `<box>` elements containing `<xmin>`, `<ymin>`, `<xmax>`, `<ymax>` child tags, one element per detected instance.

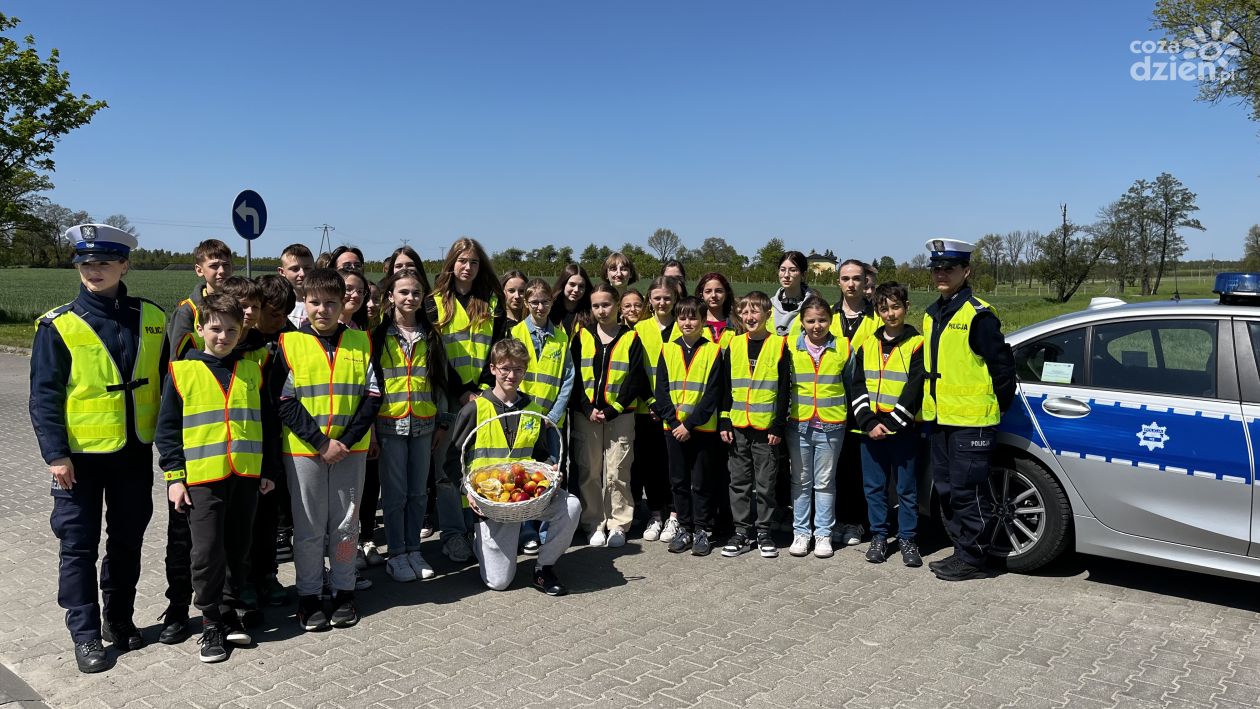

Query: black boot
<box><xmin>74</xmin><ymin>638</ymin><xmax>109</xmax><ymax>674</ymax></box>
<box><xmin>158</xmin><ymin>605</ymin><xmax>190</xmax><ymax>645</ymax></box>
<box><xmin>102</xmin><ymin>619</ymin><xmax>145</xmax><ymax>652</ymax></box>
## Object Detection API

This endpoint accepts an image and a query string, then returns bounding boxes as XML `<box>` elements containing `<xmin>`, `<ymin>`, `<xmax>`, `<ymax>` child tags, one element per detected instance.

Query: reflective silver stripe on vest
<box><xmin>382</xmin><ymin>365</ymin><xmax>428</xmax><ymax>379</ymax></box>
<box><xmin>866</xmin><ymin>369</ymin><xmax>908</xmax><ymax>383</ymax></box>
<box><xmin>532</xmin><ymin>396</ymin><xmax>557</xmax><ymax>410</ymax></box>
<box><xmin>731</xmin><ymin>377</ymin><xmax>752</xmax><ymax>389</ymax></box>
<box><xmin>449</xmin><ymin>355</ymin><xmax>475</xmax><ymax>370</ymax></box>
<box><xmin>874</xmin><ymin>392</ymin><xmax>900</xmax><ymax>407</ymax></box>
<box><xmin>473</xmin><ymin>446</ymin><xmax>519</xmax><ymax>460</ymax></box>
<box><xmin>744</xmin><ymin>402</ymin><xmax>776</xmax><ymax>414</ymax></box>
<box><xmin>328</xmin><ymin>413</ymin><xmax>355</xmax><ymax>429</ymax></box>
<box><xmin>529</xmin><ymin>373</ymin><xmax>563</xmax><ymax>388</ymax></box>
<box><xmin>185</xmin><ymin>438</ymin><xmax>265</xmax><ymax>461</ymax></box>
<box><xmin>294</xmin><ymin>383</ymin><xmax>364</xmax><ymax>399</ymax></box>
<box><xmin>815</xmin><ymin>396</ymin><xmax>847</xmax><ymax>408</ymax></box>
<box><xmin>470</xmin><ymin>332</ymin><xmax>492</xmax><ymax>346</ymax></box>
<box><xmin>182</xmin><ymin>408</ymin><xmax>261</xmax><ymax>428</ymax></box>
<box><xmin>608</xmin><ymin>361</ymin><xmax>630</xmax><ymax>373</ymax></box>
<box><xmin>813</xmin><ymin>374</ymin><xmax>843</xmax><ymax>386</ymax></box>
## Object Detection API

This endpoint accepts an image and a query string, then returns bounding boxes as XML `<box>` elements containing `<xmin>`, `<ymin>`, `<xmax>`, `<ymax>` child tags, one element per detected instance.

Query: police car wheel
<box><xmin>985</xmin><ymin>457</ymin><xmax>1072</xmax><ymax>573</ymax></box>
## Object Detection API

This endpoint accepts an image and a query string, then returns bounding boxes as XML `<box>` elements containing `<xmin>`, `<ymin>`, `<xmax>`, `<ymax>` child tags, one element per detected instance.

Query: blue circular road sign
<box><xmin>232</xmin><ymin>190</ymin><xmax>267</xmax><ymax>241</ymax></box>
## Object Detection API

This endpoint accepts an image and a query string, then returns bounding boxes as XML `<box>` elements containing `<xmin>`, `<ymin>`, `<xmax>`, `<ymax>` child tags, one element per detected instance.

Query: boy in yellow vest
<box><xmin>156</xmin><ymin>294</ymin><xmax>277</xmax><ymax>663</ymax></box>
<box><xmin>718</xmin><ymin>291</ymin><xmax>789</xmax><ymax>558</ymax></box>
<box><xmin>169</xmin><ymin>239</ymin><xmax>234</xmax><ymax>360</ymax></box>
<box><xmin>271</xmin><ymin>268</ymin><xmax>382</xmax><ymax>630</ymax></box>
<box><xmin>443</xmin><ymin>339</ymin><xmax>581</xmax><ymax>594</ymax></box>
<box><xmin>652</xmin><ymin>296</ymin><xmax>725</xmax><ymax>556</ymax></box>
<box><xmin>30</xmin><ymin>225</ymin><xmax>168</xmax><ymax>673</ymax></box>
<box><xmin>850</xmin><ymin>283</ymin><xmax>925</xmax><ymax>568</ymax></box>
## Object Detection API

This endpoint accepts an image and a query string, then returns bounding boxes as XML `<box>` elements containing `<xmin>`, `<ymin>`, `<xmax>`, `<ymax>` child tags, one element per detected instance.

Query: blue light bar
<box><xmin>1215</xmin><ymin>272</ymin><xmax>1260</xmax><ymax>302</ymax></box>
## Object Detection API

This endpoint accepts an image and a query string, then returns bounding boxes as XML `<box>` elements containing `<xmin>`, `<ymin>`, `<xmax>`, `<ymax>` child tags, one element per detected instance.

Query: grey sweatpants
<box><xmin>474</xmin><ymin>489</ymin><xmax>581</xmax><ymax>591</ymax></box>
<box><xmin>285</xmin><ymin>453</ymin><xmax>367</xmax><ymax>597</ymax></box>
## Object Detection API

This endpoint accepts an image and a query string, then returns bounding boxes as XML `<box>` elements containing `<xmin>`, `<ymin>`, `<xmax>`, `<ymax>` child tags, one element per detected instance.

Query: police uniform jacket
<box><xmin>30</xmin><ymin>282</ymin><xmax>171</xmax><ymax>464</ymax></box>
<box><xmin>924</xmin><ymin>286</ymin><xmax>1017</xmax><ymax>419</ymax></box>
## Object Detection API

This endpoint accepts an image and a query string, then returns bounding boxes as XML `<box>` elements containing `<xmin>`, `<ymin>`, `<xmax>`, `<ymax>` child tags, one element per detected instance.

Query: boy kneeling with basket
<box><xmin>443</xmin><ymin>339</ymin><xmax>581</xmax><ymax>595</ymax></box>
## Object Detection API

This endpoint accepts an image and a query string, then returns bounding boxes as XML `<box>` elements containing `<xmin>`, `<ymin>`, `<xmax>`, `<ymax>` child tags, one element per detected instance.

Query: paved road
<box><xmin>1</xmin><ymin>353</ymin><xmax>1258</xmax><ymax>708</ymax></box>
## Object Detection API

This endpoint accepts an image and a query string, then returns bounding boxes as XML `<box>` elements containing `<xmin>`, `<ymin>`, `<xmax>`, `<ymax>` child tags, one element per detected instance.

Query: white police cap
<box><xmin>924</xmin><ymin>238</ymin><xmax>975</xmax><ymax>264</ymax></box>
<box><xmin>67</xmin><ymin>224</ymin><xmax>138</xmax><ymax>264</ymax></box>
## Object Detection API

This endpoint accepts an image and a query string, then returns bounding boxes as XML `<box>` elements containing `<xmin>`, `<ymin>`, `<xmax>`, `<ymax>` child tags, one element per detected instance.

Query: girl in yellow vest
<box><xmin>157</xmin><ymin>294</ymin><xmax>275</xmax><ymax>663</ymax></box>
<box><xmin>786</xmin><ymin>296</ymin><xmax>851</xmax><ymax>559</ymax></box>
<box><xmin>831</xmin><ymin>259</ymin><xmax>881</xmax><ymax>548</ymax></box>
<box><xmin>272</xmin><ymin>268</ymin><xmax>382</xmax><ymax>632</ymax></box>
<box><xmin>651</xmin><ymin>296</ymin><xmax>726</xmax><ymax>556</ymax></box>
<box><xmin>550</xmin><ymin>263</ymin><xmax>592</xmax><ymax>336</ymax></box>
<box><xmin>849</xmin><ymin>283</ymin><xmax>926</xmax><ymax>568</ymax></box>
<box><xmin>372</xmin><ymin>269</ymin><xmax>450</xmax><ymax>584</ymax></box>
<box><xmin>619</xmin><ymin>288</ymin><xmax>646</xmax><ymax>327</ymax></box>
<box><xmin>571</xmin><ymin>285</ymin><xmax>649</xmax><ymax>548</ymax></box>
<box><xmin>424</xmin><ymin>238</ymin><xmax>504</xmax><ymax>564</ymax></box>
<box><xmin>633</xmin><ymin>276</ymin><xmax>684</xmax><ymax>543</ymax></box>
<box><xmin>696</xmin><ymin>272</ymin><xmax>739</xmax><ymax>350</ymax></box>
<box><xmin>501</xmin><ymin>270</ymin><xmax>529</xmax><ymax>329</ymax></box>
<box><xmin>602</xmin><ymin>252</ymin><xmax>639</xmax><ymax>290</ymax></box>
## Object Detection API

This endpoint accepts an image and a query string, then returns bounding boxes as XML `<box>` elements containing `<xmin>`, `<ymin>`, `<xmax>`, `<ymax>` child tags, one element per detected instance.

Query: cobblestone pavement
<box><xmin>1</xmin><ymin>353</ymin><xmax>1259</xmax><ymax>708</ymax></box>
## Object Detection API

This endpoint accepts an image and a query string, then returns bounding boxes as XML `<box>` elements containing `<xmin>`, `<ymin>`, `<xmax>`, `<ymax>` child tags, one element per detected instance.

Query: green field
<box><xmin>0</xmin><ymin>268</ymin><xmax>1224</xmax><ymax>349</ymax></box>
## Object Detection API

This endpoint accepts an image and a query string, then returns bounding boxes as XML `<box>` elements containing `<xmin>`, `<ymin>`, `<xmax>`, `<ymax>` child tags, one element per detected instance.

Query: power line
<box><xmin>315</xmin><ymin>224</ymin><xmax>335</xmax><ymax>255</ymax></box>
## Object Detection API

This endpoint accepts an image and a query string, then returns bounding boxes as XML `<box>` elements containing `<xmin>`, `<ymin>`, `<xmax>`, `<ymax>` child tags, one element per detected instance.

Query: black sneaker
<box><xmin>692</xmin><ymin>530</ymin><xmax>713</xmax><ymax>556</ymax></box>
<box><xmin>74</xmin><ymin>638</ymin><xmax>109</xmax><ymax>674</ymax></box>
<box><xmin>296</xmin><ymin>595</ymin><xmax>330</xmax><ymax>632</ymax></box>
<box><xmin>199</xmin><ymin>622</ymin><xmax>228</xmax><ymax>663</ymax></box>
<box><xmin>101</xmin><ymin>619</ymin><xmax>144</xmax><ymax>652</ymax></box>
<box><xmin>721</xmin><ymin>532</ymin><xmax>754</xmax><ymax>558</ymax></box>
<box><xmin>158</xmin><ymin>605</ymin><xmax>190</xmax><ymax>645</ymax></box>
<box><xmin>262</xmin><ymin>574</ymin><xmax>288</xmax><ymax>607</ymax></box>
<box><xmin>865</xmin><ymin>536</ymin><xmax>888</xmax><ymax>564</ymax></box>
<box><xmin>275</xmin><ymin>529</ymin><xmax>293</xmax><ymax>562</ymax></box>
<box><xmin>329</xmin><ymin>592</ymin><xmax>359</xmax><ymax>628</ymax></box>
<box><xmin>531</xmin><ymin>564</ymin><xmax>568</xmax><ymax>596</ymax></box>
<box><xmin>900</xmin><ymin>540</ymin><xmax>923</xmax><ymax>568</ymax></box>
<box><xmin>928</xmin><ymin>552</ymin><xmax>959</xmax><ymax>573</ymax></box>
<box><xmin>933</xmin><ymin>557</ymin><xmax>988</xmax><ymax>582</ymax></box>
<box><xmin>757</xmin><ymin>531</ymin><xmax>778</xmax><ymax>558</ymax></box>
<box><xmin>667</xmin><ymin>530</ymin><xmax>693</xmax><ymax>553</ymax></box>
<box><xmin>223</xmin><ymin>610</ymin><xmax>252</xmax><ymax>645</ymax></box>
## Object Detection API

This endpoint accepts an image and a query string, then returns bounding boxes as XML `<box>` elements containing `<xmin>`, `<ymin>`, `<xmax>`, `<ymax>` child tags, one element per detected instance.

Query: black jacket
<box><xmin>850</xmin><ymin>324</ymin><xmax>926</xmax><ymax>435</ymax></box>
<box><xmin>29</xmin><ymin>283</ymin><xmax>171</xmax><ymax>464</ymax></box>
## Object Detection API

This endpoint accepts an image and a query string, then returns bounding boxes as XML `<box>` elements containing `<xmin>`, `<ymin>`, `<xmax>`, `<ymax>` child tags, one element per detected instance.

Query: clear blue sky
<box><xmin>8</xmin><ymin>0</ymin><xmax>1259</xmax><ymax>262</ymax></box>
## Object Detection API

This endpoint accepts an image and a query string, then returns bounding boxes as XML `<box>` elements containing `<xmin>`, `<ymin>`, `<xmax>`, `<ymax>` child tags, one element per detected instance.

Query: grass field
<box><xmin>0</xmin><ymin>268</ymin><xmax>1224</xmax><ymax>349</ymax></box>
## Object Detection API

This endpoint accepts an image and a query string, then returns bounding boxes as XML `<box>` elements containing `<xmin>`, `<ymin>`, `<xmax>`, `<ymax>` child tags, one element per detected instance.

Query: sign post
<box><xmin>231</xmin><ymin>189</ymin><xmax>268</xmax><ymax>277</ymax></box>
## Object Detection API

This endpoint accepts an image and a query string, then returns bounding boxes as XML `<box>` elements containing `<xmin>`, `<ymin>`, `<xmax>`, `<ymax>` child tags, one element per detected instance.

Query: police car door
<box><xmin>1014</xmin><ymin>316</ymin><xmax>1249</xmax><ymax>554</ymax></box>
<box><xmin>1236</xmin><ymin>319</ymin><xmax>1260</xmax><ymax>557</ymax></box>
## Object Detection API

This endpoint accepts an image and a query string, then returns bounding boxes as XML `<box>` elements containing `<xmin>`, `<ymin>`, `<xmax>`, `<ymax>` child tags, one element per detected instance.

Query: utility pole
<box><xmin>315</xmin><ymin>224</ymin><xmax>335</xmax><ymax>257</ymax></box>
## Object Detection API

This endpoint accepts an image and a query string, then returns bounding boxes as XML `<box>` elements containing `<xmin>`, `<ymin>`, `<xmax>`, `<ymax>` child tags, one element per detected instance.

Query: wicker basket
<box><xmin>461</xmin><ymin>409</ymin><xmax>561</xmax><ymax>524</ymax></box>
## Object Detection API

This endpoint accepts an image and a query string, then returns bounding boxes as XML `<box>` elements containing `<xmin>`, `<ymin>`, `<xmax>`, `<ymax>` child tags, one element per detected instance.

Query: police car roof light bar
<box><xmin>1214</xmin><ymin>272</ymin><xmax>1260</xmax><ymax>305</ymax></box>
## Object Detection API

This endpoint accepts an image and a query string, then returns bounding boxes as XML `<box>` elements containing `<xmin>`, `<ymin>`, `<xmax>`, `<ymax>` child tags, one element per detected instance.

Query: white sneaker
<box><xmin>789</xmin><ymin>534</ymin><xmax>812</xmax><ymax>557</ymax></box>
<box><xmin>355</xmin><ymin>547</ymin><xmax>367</xmax><ymax>570</ymax></box>
<box><xmin>362</xmin><ymin>541</ymin><xmax>385</xmax><ymax>567</ymax></box>
<box><xmin>642</xmin><ymin>517</ymin><xmax>663</xmax><ymax>542</ymax></box>
<box><xmin>386</xmin><ymin>555</ymin><xmax>417</xmax><ymax>582</ymax></box>
<box><xmin>840</xmin><ymin>524</ymin><xmax>865</xmax><ymax>547</ymax></box>
<box><xmin>443</xmin><ymin>534</ymin><xmax>473</xmax><ymax>563</ymax></box>
<box><xmin>813</xmin><ymin>535</ymin><xmax>834</xmax><ymax>559</ymax></box>
<box><xmin>407</xmin><ymin>551</ymin><xmax>435</xmax><ymax>580</ymax></box>
<box><xmin>589</xmin><ymin>529</ymin><xmax>607</xmax><ymax>547</ymax></box>
<box><xmin>659</xmin><ymin>518</ymin><xmax>681</xmax><ymax>543</ymax></box>
<box><xmin>606</xmin><ymin>529</ymin><xmax>627</xmax><ymax>548</ymax></box>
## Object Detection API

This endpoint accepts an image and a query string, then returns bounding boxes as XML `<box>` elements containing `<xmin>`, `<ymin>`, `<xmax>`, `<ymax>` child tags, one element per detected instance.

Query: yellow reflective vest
<box><xmin>634</xmin><ymin>317</ymin><xmax>682</xmax><ymax>406</ymax></box>
<box><xmin>661</xmin><ymin>339</ymin><xmax>721</xmax><ymax>433</ymax></box>
<box><xmin>922</xmin><ymin>297</ymin><xmax>1001</xmax><ymax>427</ymax></box>
<box><xmin>855</xmin><ymin>332</ymin><xmax>924</xmax><ymax>434</ymax></box>
<box><xmin>789</xmin><ymin>336</ymin><xmax>850</xmax><ymax>424</ymax></box>
<box><xmin>466</xmin><ymin>396</ymin><xmax>546</xmax><ymax>472</ymax></box>
<box><xmin>377</xmin><ymin>332</ymin><xmax>437</xmax><ymax>420</ymax></box>
<box><xmin>787</xmin><ymin>306</ymin><xmax>877</xmax><ymax>351</ymax></box>
<box><xmin>175</xmin><ymin>294</ymin><xmax>204</xmax><ymax>357</ymax></box>
<box><xmin>434</xmin><ymin>292</ymin><xmax>497</xmax><ymax>387</ymax></box>
<box><xmin>726</xmin><ymin>333</ymin><xmax>786</xmax><ymax>430</ymax></box>
<box><xmin>576</xmin><ymin>326</ymin><xmax>638</xmax><ymax>414</ymax></box>
<box><xmin>279</xmin><ymin>329</ymin><xmax>373</xmax><ymax>455</ymax></box>
<box><xmin>169</xmin><ymin>359</ymin><xmax>264</xmax><ymax>485</ymax></box>
<box><xmin>47</xmin><ymin>302</ymin><xmax>165</xmax><ymax>453</ymax></box>
<box><xmin>511</xmin><ymin>320</ymin><xmax>569</xmax><ymax>423</ymax></box>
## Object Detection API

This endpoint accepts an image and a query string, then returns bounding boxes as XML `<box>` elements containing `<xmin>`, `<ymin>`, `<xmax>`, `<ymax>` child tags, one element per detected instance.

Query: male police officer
<box><xmin>29</xmin><ymin>224</ymin><xmax>169</xmax><ymax>673</ymax></box>
<box><xmin>920</xmin><ymin>239</ymin><xmax>1016</xmax><ymax>582</ymax></box>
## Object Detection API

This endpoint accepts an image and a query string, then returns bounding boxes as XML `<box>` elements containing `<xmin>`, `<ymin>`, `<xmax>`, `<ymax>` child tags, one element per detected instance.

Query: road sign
<box><xmin>232</xmin><ymin>190</ymin><xmax>267</xmax><ymax>241</ymax></box>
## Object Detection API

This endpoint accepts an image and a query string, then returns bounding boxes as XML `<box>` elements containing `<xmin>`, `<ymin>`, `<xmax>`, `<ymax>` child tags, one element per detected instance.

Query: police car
<box><xmin>974</xmin><ymin>273</ymin><xmax>1260</xmax><ymax>580</ymax></box>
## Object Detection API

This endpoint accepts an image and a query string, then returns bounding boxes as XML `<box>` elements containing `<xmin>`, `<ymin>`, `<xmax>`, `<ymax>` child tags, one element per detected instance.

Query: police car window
<box><xmin>1014</xmin><ymin>328</ymin><xmax>1085</xmax><ymax>384</ymax></box>
<box><xmin>1091</xmin><ymin>320</ymin><xmax>1217</xmax><ymax>398</ymax></box>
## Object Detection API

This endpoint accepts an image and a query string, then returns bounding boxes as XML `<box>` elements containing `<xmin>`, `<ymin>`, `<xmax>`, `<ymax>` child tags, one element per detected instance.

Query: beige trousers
<box><xmin>574</xmin><ymin>413</ymin><xmax>636</xmax><ymax>533</ymax></box>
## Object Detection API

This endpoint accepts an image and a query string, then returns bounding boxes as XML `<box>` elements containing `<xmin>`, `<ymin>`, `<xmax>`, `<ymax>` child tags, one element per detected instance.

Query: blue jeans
<box><xmin>787</xmin><ymin>426</ymin><xmax>842</xmax><ymax>537</ymax></box>
<box><xmin>860</xmin><ymin>432</ymin><xmax>919</xmax><ymax>541</ymax></box>
<box><xmin>378</xmin><ymin>431</ymin><xmax>433</xmax><ymax>555</ymax></box>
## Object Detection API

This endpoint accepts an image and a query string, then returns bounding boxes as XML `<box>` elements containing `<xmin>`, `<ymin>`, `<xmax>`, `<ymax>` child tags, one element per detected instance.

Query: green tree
<box><xmin>496</xmin><ymin>247</ymin><xmax>526</xmax><ymax>264</ymax></box>
<box><xmin>974</xmin><ymin>234</ymin><xmax>1005</xmax><ymax>282</ymax></box>
<box><xmin>1245</xmin><ymin>224</ymin><xmax>1260</xmax><ymax>270</ymax></box>
<box><xmin>1117</xmin><ymin>179</ymin><xmax>1159</xmax><ymax>294</ymax></box>
<box><xmin>754</xmin><ymin>237</ymin><xmax>786</xmax><ymax>269</ymax></box>
<box><xmin>647</xmin><ymin>228</ymin><xmax>682</xmax><ymax>262</ymax></box>
<box><xmin>0</xmin><ymin>13</ymin><xmax>107</xmax><ymax>238</ymax></box>
<box><xmin>877</xmin><ymin>255</ymin><xmax>897</xmax><ymax>274</ymax></box>
<box><xmin>1149</xmin><ymin>172</ymin><xmax>1203</xmax><ymax>295</ymax></box>
<box><xmin>1153</xmin><ymin>0</ymin><xmax>1260</xmax><ymax>121</ymax></box>
<box><xmin>1033</xmin><ymin>204</ymin><xmax>1107</xmax><ymax>302</ymax></box>
<box><xmin>619</xmin><ymin>242</ymin><xmax>657</xmax><ymax>278</ymax></box>
<box><xmin>556</xmin><ymin>245</ymin><xmax>574</xmax><ymax>265</ymax></box>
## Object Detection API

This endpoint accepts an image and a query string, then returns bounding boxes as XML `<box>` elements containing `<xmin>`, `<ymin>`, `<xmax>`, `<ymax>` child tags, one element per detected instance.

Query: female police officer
<box><xmin>29</xmin><ymin>224</ymin><xmax>169</xmax><ymax>673</ymax></box>
<box><xmin>919</xmin><ymin>239</ymin><xmax>1015</xmax><ymax>582</ymax></box>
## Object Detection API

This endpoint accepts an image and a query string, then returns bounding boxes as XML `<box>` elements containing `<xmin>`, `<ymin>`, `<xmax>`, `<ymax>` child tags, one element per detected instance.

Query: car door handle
<box><xmin>1042</xmin><ymin>397</ymin><xmax>1091</xmax><ymax>418</ymax></box>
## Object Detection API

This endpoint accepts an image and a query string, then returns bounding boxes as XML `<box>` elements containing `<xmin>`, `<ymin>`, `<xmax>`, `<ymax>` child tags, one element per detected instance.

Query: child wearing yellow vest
<box><xmin>851</xmin><ymin>283</ymin><xmax>926</xmax><ymax>568</ymax></box>
<box><xmin>571</xmin><ymin>285</ymin><xmax>649</xmax><ymax>547</ymax></box>
<box><xmin>652</xmin><ymin>296</ymin><xmax>726</xmax><ymax>556</ymax></box>
<box><xmin>786</xmin><ymin>296</ymin><xmax>852</xmax><ymax>559</ymax></box>
<box><xmin>718</xmin><ymin>291</ymin><xmax>789</xmax><ymax>558</ymax></box>
<box><xmin>634</xmin><ymin>276</ymin><xmax>684</xmax><ymax>543</ymax></box>
<box><xmin>169</xmin><ymin>239</ymin><xmax>234</xmax><ymax>360</ymax></box>
<box><xmin>156</xmin><ymin>294</ymin><xmax>276</xmax><ymax>663</ymax></box>
<box><xmin>830</xmin><ymin>259</ymin><xmax>879</xmax><ymax>548</ymax></box>
<box><xmin>272</xmin><ymin>268</ymin><xmax>382</xmax><ymax>633</ymax></box>
<box><xmin>442</xmin><ymin>339</ymin><xmax>582</xmax><ymax>595</ymax></box>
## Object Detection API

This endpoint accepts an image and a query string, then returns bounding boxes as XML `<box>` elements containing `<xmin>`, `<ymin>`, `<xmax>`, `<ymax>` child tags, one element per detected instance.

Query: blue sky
<box><xmin>8</xmin><ymin>1</ymin><xmax>1258</xmax><ymax>262</ymax></box>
